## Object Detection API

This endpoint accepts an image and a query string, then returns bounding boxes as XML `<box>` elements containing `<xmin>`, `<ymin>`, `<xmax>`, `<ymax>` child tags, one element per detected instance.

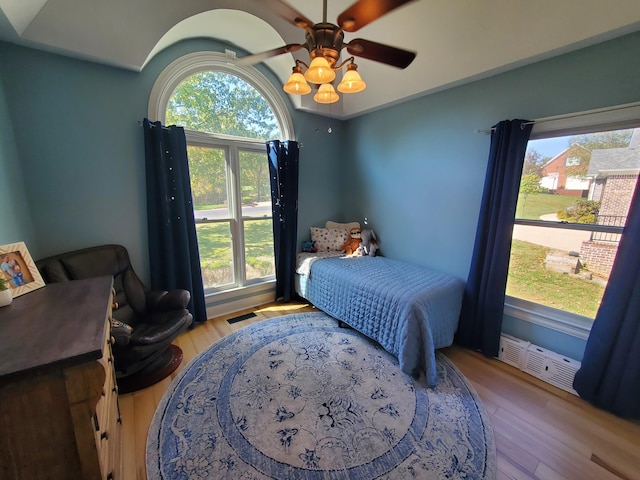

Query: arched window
<box><xmin>149</xmin><ymin>51</ymin><xmax>294</xmax><ymax>295</ymax></box>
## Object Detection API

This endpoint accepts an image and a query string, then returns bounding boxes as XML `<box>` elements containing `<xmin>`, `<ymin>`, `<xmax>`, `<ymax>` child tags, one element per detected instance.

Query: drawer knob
<box><xmin>101</xmin><ymin>431</ymin><xmax>109</xmax><ymax>441</ymax></box>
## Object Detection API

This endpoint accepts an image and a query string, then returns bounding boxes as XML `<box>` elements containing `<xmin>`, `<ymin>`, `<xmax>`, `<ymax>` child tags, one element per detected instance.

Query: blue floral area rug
<box><xmin>147</xmin><ymin>312</ymin><xmax>496</xmax><ymax>479</ymax></box>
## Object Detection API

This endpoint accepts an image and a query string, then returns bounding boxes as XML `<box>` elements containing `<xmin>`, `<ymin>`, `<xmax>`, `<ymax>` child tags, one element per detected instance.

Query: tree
<box><xmin>240</xmin><ymin>151</ymin><xmax>270</xmax><ymax>204</ymax></box>
<box><xmin>166</xmin><ymin>71</ymin><xmax>282</xmax><ymax>207</ymax></box>
<box><xmin>523</xmin><ymin>148</ymin><xmax>545</xmax><ymax>176</ymax></box>
<box><xmin>166</xmin><ymin>72</ymin><xmax>280</xmax><ymax>140</ymax></box>
<box><xmin>568</xmin><ymin>130</ymin><xmax>633</xmax><ymax>151</ymax></box>
<box><xmin>518</xmin><ymin>172</ymin><xmax>543</xmax><ymax>216</ymax></box>
<box><xmin>187</xmin><ymin>146</ymin><xmax>227</xmax><ymax>206</ymax></box>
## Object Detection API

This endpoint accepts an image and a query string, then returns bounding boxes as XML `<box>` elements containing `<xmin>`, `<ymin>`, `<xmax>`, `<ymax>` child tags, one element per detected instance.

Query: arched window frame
<box><xmin>148</xmin><ymin>50</ymin><xmax>294</xmax><ymax>140</ymax></box>
<box><xmin>147</xmin><ymin>50</ymin><xmax>294</xmax><ymax>316</ymax></box>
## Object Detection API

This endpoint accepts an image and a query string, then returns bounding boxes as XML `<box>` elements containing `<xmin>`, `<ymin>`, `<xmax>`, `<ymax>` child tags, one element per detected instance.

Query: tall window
<box><xmin>149</xmin><ymin>52</ymin><xmax>294</xmax><ymax>294</ymax></box>
<box><xmin>506</xmin><ymin>123</ymin><xmax>640</xmax><ymax>337</ymax></box>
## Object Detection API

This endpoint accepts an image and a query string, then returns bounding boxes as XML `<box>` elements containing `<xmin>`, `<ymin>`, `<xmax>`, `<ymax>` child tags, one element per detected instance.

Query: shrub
<box><xmin>557</xmin><ymin>199</ymin><xmax>600</xmax><ymax>224</ymax></box>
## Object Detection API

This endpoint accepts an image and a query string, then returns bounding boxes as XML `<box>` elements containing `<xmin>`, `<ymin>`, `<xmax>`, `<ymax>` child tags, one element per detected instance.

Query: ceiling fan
<box><xmin>237</xmin><ymin>0</ymin><xmax>418</xmax><ymax>104</ymax></box>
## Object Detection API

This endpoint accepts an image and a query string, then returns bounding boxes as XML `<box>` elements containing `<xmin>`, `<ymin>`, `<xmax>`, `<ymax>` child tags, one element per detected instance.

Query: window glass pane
<box><xmin>239</xmin><ymin>150</ymin><xmax>271</xmax><ymax>218</ymax></box>
<box><xmin>164</xmin><ymin>67</ymin><xmax>282</xmax><ymax>293</ymax></box>
<box><xmin>167</xmin><ymin>72</ymin><xmax>280</xmax><ymax>140</ymax></box>
<box><xmin>244</xmin><ymin>219</ymin><xmax>275</xmax><ymax>281</ymax></box>
<box><xmin>197</xmin><ymin>222</ymin><xmax>234</xmax><ymax>288</ymax></box>
<box><xmin>507</xmin><ymin>127</ymin><xmax>639</xmax><ymax>320</ymax></box>
<box><xmin>187</xmin><ymin>146</ymin><xmax>229</xmax><ymax>219</ymax></box>
<box><xmin>187</xmin><ymin>145</ymin><xmax>234</xmax><ymax>289</ymax></box>
<box><xmin>240</xmin><ymin>150</ymin><xmax>274</xmax><ymax>281</ymax></box>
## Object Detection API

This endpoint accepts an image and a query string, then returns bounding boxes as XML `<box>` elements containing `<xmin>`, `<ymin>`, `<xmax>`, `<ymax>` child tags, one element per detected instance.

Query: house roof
<box><xmin>541</xmin><ymin>143</ymin><xmax>590</xmax><ymax>168</ymax></box>
<box><xmin>587</xmin><ymin>129</ymin><xmax>640</xmax><ymax>177</ymax></box>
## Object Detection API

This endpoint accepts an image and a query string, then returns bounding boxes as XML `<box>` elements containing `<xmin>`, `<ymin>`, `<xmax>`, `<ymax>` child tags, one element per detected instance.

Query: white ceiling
<box><xmin>1</xmin><ymin>0</ymin><xmax>640</xmax><ymax>119</ymax></box>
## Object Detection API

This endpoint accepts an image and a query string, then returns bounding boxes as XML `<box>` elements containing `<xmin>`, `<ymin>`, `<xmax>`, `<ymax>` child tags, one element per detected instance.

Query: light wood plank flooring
<box><xmin>120</xmin><ymin>301</ymin><xmax>640</xmax><ymax>480</ymax></box>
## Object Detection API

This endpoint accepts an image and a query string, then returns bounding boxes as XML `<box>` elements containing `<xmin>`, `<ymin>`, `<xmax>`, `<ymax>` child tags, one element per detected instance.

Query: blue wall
<box><xmin>0</xmin><ymin>39</ymin><xmax>344</xmax><ymax>280</ymax></box>
<box><xmin>343</xmin><ymin>32</ymin><xmax>640</xmax><ymax>360</ymax></box>
<box><xmin>2</xmin><ymin>31</ymin><xmax>639</xmax><ymax>361</ymax></box>
<box><xmin>0</xmin><ymin>76</ymin><xmax>35</xmax><ymax>248</ymax></box>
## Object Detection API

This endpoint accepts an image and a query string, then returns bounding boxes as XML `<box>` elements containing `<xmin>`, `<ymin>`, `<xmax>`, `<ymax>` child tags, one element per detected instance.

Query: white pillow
<box><xmin>310</xmin><ymin>227</ymin><xmax>350</xmax><ymax>252</ymax></box>
<box><xmin>325</xmin><ymin>221</ymin><xmax>360</xmax><ymax>231</ymax></box>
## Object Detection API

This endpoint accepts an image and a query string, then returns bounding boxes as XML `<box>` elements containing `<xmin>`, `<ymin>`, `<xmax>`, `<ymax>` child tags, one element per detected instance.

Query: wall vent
<box><xmin>498</xmin><ymin>335</ymin><xmax>581</xmax><ymax>395</ymax></box>
<box><xmin>498</xmin><ymin>334</ymin><xmax>530</xmax><ymax>369</ymax></box>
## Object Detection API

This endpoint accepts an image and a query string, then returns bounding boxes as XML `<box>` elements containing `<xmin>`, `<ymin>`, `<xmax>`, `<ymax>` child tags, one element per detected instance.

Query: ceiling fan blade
<box><xmin>337</xmin><ymin>0</ymin><xmax>416</xmax><ymax>32</ymax></box>
<box><xmin>236</xmin><ymin>44</ymin><xmax>305</xmax><ymax>66</ymax></box>
<box><xmin>346</xmin><ymin>38</ymin><xmax>416</xmax><ymax>69</ymax></box>
<box><xmin>262</xmin><ymin>0</ymin><xmax>315</xmax><ymax>30</ymax></box>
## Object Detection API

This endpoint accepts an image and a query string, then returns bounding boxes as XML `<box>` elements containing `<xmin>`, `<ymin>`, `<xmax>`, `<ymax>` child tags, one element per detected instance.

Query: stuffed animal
<box><xmin>357</xmin><ymin>229</ymin><xmax>378</xmax><ymax>256</ymax></box>
<box><xmin>342</xmin><ymin>227</ymin><xmax>362</xmax><ymax>255</ymax></box>
<box><xmin>302</xmin><ymin>241</ymin><xmax>317</xmax><ymax>253</ymax></box>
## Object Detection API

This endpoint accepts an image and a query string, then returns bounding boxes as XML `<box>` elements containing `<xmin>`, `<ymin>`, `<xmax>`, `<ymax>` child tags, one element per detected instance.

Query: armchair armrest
<box><xmin>111</xmin><ymin>318</ymin><xmax>132</xmax><ymax>347</ymax></box>
<box><xmin>145</xmin><ymin>289</ymin><xmax>191</xmax><ymax>312</ymax></box>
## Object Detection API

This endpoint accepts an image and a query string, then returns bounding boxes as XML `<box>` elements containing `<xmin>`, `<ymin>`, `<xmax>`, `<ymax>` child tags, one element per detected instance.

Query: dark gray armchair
<box><xmin>36</xmin><ymin>244</ymin><xmax>193</xmax><ymax>393</ymax></box>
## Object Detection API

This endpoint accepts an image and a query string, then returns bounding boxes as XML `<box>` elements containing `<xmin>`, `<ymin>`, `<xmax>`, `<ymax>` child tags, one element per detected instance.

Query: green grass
<box><xmin>506</xmin><ymin>239</ymin><xmax>604</xmax><ymax>318</ymax></box>
<box><xmin>516</xmin><ymin>193</ymin><xmax>577</xmax><ymax>220</ymax></box>
<box><xmin>194</xmin><ymin>203</ymin><xmax>224</xmax><ymax>210</ymax></box>
<box><xmin>196</xmin><ymin>220</ymin><xmax>274</xmax><ymax>287</ymax></box>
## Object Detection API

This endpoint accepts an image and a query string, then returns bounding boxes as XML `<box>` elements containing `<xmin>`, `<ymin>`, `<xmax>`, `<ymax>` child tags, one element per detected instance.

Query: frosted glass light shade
<box><xmin>313</xmin><ymin>83</ymin><xmax>339</xmax><ymax>104</ymax></box>
<box><xmin>304</xmin><ymin>56</ymin><xmax>336</xmax><ymax>84</ymax></box>
<box><xmin>283</xmin><ymin>71</ymin><xmax>311</xmax><ymax>95</ymax></box>
<box><xmin>337</xmin><ymin>68</ymin><xmax>366</xmax><ymax>93</ymax></box>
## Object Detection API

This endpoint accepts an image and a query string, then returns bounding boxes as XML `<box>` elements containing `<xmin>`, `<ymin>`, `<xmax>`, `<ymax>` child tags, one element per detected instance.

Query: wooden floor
<box><xmin>120</xmin><ymin>301</ymin><xmax>640</xmax><ymax>480</ymax></box>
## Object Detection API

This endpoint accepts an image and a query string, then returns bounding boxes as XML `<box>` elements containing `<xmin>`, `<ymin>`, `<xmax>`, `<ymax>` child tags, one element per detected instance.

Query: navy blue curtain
<box><xmin>266</xmin><ymin>140</ymin><xmax>299</xmax><ymax>302</ymax></box>
<box><xmin>456</xmin><ymin>119</ymin><xmax>533</xmax><ymax>356</ymax></box>
<box><xmin>143</xmin><ymin>118</ymin><xmax>207</xmax><ymax>324</ymax></box>
<box><xmin>573</xmin><ymin>177</ymin><xmax>640</xmax><ymax>418</ymax></box>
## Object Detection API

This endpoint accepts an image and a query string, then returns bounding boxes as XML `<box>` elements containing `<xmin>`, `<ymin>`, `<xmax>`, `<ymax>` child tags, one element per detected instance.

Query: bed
<box><xmin>295</xmin><ymin>253</ymin><xmax>465</xmax><ymax>386</ymax></box>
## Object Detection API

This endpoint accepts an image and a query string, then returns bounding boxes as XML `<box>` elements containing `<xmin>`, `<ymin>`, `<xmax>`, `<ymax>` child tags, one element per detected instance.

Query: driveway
<box><xmin>512</xmin><ymin>214</ymin><xmax>591</xmax><ymax>252</ymax></box>
<box><xmin>194</xmin><ymin>201</ymin><xmax>272</xmax><ymax>220</ymax></box>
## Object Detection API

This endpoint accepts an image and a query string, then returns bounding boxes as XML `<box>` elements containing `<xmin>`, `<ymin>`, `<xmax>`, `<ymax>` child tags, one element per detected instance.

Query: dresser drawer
<box><xmin>94</xmin><ymin>308</ymin><xmax>123</xmax><ymax>479</ymax></box>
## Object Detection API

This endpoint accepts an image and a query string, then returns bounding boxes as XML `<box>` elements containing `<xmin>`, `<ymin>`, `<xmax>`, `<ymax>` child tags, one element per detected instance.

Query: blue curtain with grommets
<box><xmin>266</xmin><ymin>140</ymin><xmax>299</xmax><ymax>302</ymax></box>
<box><xmin>456</xmin><ymin>119</ymin><xmax>533</xmax><ymax>357</ymax></box>
<box><xmin>573</xmin><ymin>175</ymin><xmax>640</xmax><ymax>418</ymax></box>
<box><xmin>142</xmin><ymin>118</ymin><xmax>207</xmax><ymax>324</ymax></box>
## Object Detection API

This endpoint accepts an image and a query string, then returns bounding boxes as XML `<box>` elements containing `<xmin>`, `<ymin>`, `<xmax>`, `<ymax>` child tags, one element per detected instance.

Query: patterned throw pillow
<box><xmin>310</xmin><ymin>227</ymin><xmax>350</xmax><ymax>252</ymax></box>
<box><xmin>325</xmin><ymin>221</ymin><xmax>361</xmax><ymax>231</ymax></box>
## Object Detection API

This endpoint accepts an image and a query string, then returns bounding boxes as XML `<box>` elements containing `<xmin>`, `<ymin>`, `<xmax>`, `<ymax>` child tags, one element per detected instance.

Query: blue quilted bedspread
<box><xmin>296</xmin><ymin>256</ymin><xmax>465</xmax><ymax>386</ymax></box>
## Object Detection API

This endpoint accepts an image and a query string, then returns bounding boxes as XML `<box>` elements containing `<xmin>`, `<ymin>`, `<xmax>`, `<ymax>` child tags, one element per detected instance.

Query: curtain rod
<box><xmin>475</xmin><ymin>101</ymin><xmax>640</xmax><ymax>134</ymax></box>
<box><xmin>138</xmin><ymin>120</ymin><xmax>171</xmax><ymax>130</ymax></box>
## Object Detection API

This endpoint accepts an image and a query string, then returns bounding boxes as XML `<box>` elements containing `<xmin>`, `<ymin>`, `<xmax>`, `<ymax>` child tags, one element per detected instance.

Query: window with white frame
<box><xmin>505</xmin><ymin>103</ymin><xmax>640</xmax><ymax>339</ymax></box>
<box><xmin>148</xmin><ymin>52</ymin><xmax>294</xmax><ymax>294</ymax></box>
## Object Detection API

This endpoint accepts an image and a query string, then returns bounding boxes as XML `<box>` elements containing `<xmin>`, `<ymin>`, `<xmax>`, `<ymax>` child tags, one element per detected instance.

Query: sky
<box><xmin>527</xmin><ymin>136</ymin><xmax>571</xmax><ymax>160</ymax></box>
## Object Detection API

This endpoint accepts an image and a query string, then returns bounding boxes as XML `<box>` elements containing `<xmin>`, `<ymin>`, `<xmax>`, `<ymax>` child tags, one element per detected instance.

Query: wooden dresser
<box><xmin>0</xmin><ymin>276</ymin><xmax>123</xmax><ymax>480</ymax></box>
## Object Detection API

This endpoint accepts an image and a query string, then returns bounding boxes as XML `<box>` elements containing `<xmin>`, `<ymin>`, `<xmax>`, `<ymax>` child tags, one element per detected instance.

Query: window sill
<box><xmin>204</xmin><ymin>280</ymin><xmax>276</xmax><ymax>319</ymax></box>
<box><xmin>504</xmin><ymin>296</ymin><xmax>593</xmax><ymax>340</ymax></box>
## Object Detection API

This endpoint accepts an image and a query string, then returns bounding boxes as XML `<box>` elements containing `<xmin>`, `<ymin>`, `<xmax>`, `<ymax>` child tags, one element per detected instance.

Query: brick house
<box><xmin>540</xmin><ymin>144</ymin><xmax>592</xmax><ymax>197</ymax></box>
<box><xmin>581</xmin><ymin>129</ymin><xmax>640</xmax><ymax>277</ymax></box>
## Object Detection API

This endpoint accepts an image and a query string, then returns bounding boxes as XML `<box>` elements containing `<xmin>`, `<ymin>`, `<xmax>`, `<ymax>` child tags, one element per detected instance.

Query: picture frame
<box><xmin>0</xmin><ymin>242</ymin><xmax>45</xmax><ymax>298</ymax></box>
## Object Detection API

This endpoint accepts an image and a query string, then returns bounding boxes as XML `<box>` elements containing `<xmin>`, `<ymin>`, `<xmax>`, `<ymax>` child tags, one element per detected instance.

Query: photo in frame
<box><xmin>0</xmin><ymin>242</ymin><xmax>45</xmax><ymax>297</ymax></box>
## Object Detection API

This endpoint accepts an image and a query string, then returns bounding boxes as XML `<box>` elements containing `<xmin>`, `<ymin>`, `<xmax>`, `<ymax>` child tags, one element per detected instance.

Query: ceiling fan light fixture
<box><xmin>337</xmin><ymin>62</ymin><xmax>366</xmax><ymax>94</ymax></box>
<box><xmin>313</xmin><ymin>83</ymin><xmax>340</xmax><ymax>104</ymax></box>
<box><xmin>283</xmin><ymin>66</ymin><xmax>312</xmax><ymax>95</ymax></box>
<box><xmin>237</xmin><ymin>0</ymin><xmax>417</xmax><ymax>106</ymax></box>
<box><xmin>304</xmin><ymin>56</ymin><xmax>336</xmax><ymax>84</ymax></box>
